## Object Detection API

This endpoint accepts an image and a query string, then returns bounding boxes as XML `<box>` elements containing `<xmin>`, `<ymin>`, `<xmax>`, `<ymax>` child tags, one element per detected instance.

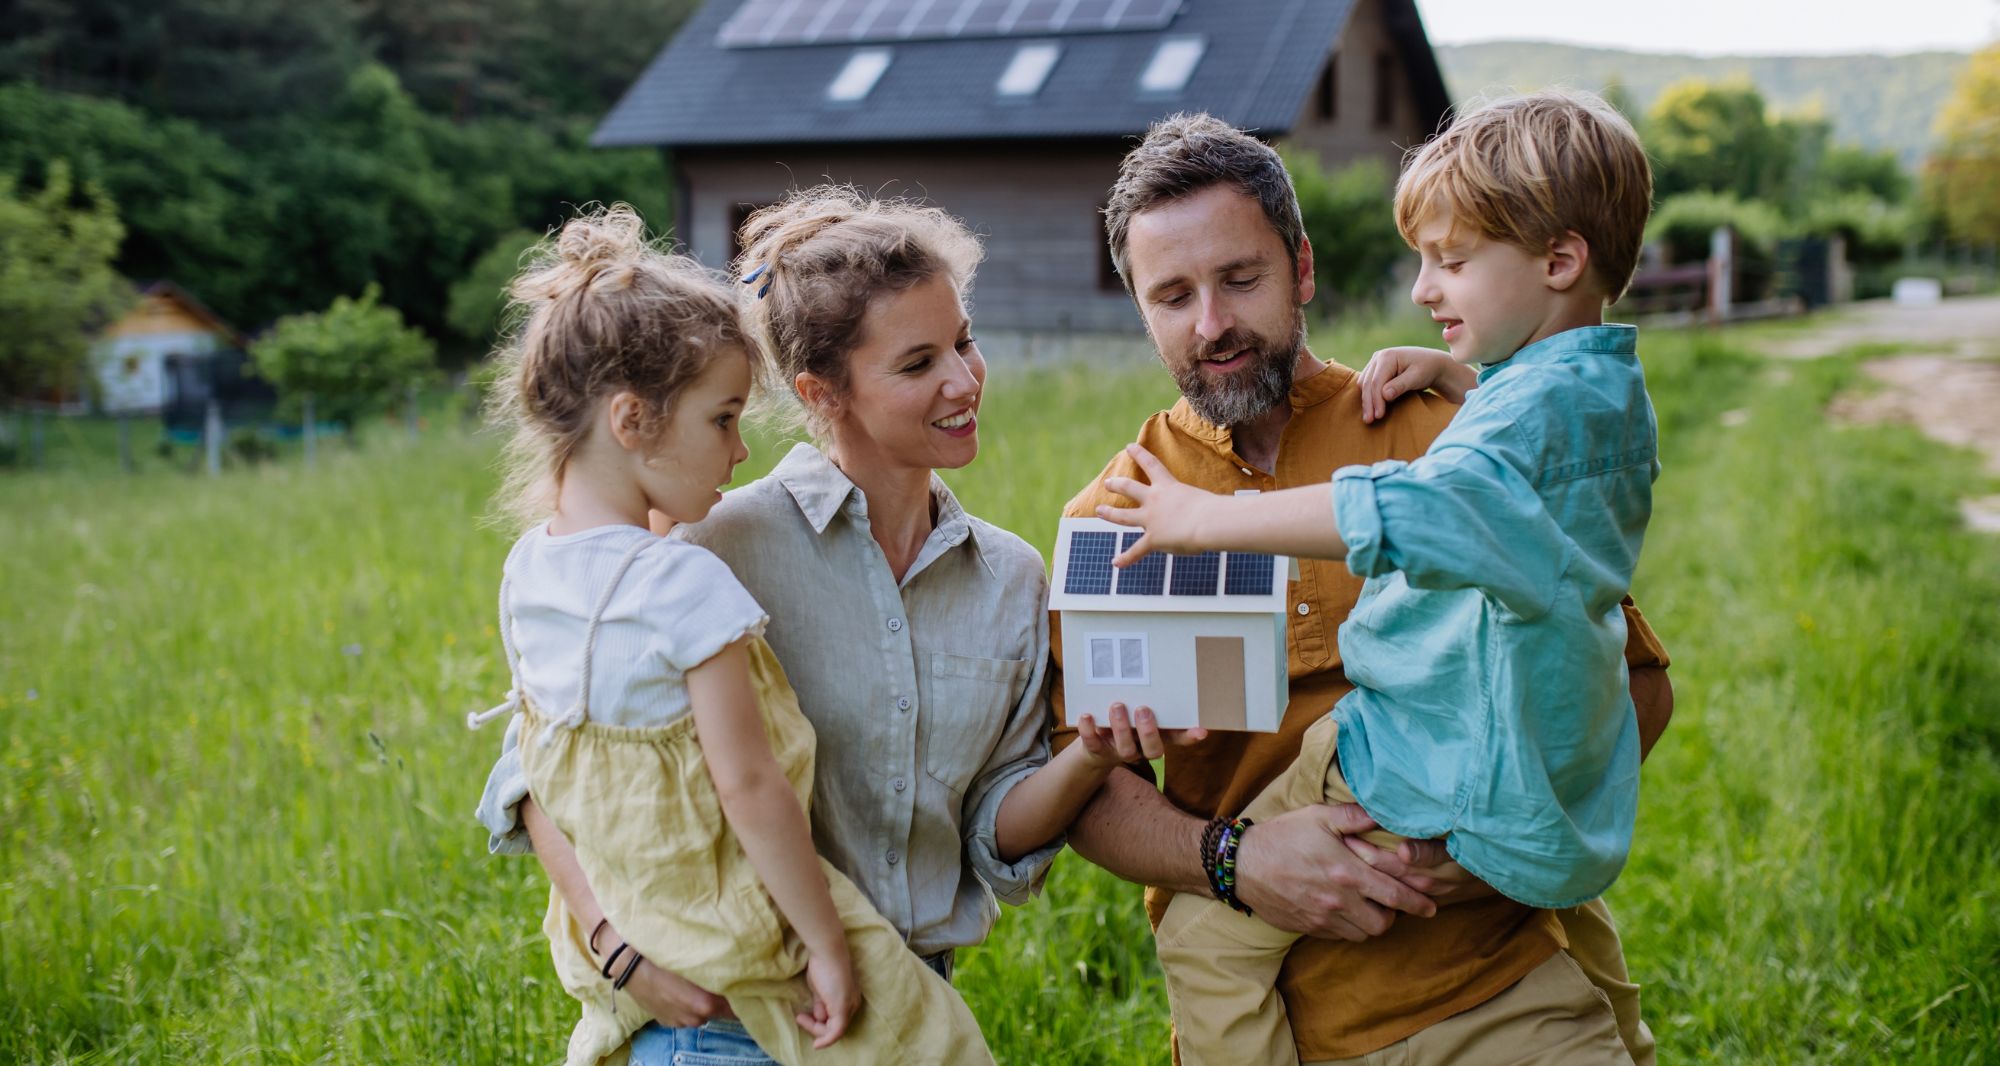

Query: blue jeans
<box><xmin>628</xmin><ymin>1019</ymin><xmax>774</xmax><ymax>1065</ymax></box>
<box><xmin>627</xmin><ymin>951</ymin><xmax>955</xmax><ymax>1064</ymax></box>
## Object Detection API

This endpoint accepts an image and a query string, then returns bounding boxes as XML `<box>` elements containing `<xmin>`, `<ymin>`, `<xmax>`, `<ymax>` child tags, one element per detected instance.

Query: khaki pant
<box><xmin>1159</xmin><ymin>716</ymin><xmax>1646</xmax><ymax>1066</ymax></box>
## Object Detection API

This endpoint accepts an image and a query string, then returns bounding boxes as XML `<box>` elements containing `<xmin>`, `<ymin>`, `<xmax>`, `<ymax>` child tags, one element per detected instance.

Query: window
<box><xmin>1373</xmin><ymin>50</ymin><xmax>1396</xmax><ymax>128</ymax></box>
<box><xmin>727</xmin><ymin>201</ymin><xmax>775</xmax><ymax>267</ymax></box>
<box><xmin>1316</xmin><ymin>55</ymin><xmax>1338</xmax><ymax>121</ymax></box>
<box><xmin>1086</xmin><ymin>633</ymin><xmax>1150</xmax><ymax>685</ymax></box>
<box><xmin>827</xmin><ymin>48</ymin><xmax>892</xmax><ymax>102</ymax></box>
<box><xmin>997</xmin><ymin>42</ymin><xmax>1061</xmax><ymax>97</ymax></box>
<box><xmin>1139</xmin><ymin>36</ymin><xmax>1205</xmax><ymax>94</ymax></box>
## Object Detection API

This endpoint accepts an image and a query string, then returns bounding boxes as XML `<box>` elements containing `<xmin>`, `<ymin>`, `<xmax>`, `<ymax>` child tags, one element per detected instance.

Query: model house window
<box><xmin>1087</xmin><ymin>633</ymin><xmax>1150</xmax><ymax>685</ymax></box>
<box><xmin>1317</xmin><ymin>56</ymin><xmax>1338</xmax><ymax>121</ymax></box>
<box><xmin>1373</xmin><ymin>50</ymin><xmax>1396</xmax><ymax>128</ymax></box>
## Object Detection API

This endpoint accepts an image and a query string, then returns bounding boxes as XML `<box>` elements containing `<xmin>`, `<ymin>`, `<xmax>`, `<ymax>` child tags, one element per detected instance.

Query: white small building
<box><xmin>94</xmin><ymin>282</ymin><xmax>238</xmax><ymax>414</ymax></box>
<box><xmin>1050</xmin><ymin>517</ymin><xmax>1290</xmax><ymax>733</ymax></box>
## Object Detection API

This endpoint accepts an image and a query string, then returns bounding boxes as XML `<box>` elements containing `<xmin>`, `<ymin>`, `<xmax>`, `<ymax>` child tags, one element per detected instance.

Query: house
<box><xmin>595</xmin><ymin>0</ymin><xmax>1452</xmax><ymax>358</ymax></box>
<box><xmin>94</xmin><ymin>281</ymin><xmax>239</xmax><ymax>414</ymax></box>
<box><xmin>1049</xmin><ymin>517</ymin><xmax>1290</xmax><ymax>732</ymax></box>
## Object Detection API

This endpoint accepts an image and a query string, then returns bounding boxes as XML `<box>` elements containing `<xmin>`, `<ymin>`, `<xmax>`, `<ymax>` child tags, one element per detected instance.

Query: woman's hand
<box><xmin>1074</xmin><ymin>702</ymin><xmax>1206</xmax><ymax>769</ymax></box>
<box><xmin>1357</xmin><ymin>346</ymin><xmax>1478</xmax><ymax>422</ymax></box>
<box><xmin>621</xmin><ymin>957</ymin><xmax>734</xmax><ymax>1028</ymax></box>
<box><xmin>796</xmin><ymin>950</ymin><xmax>857</xmax><ymax>1049</ymax></box>
<box><xmin>1098</xmin><ymin>444</ymin><xmax>1224</xmax><ymax>564</ymax></box>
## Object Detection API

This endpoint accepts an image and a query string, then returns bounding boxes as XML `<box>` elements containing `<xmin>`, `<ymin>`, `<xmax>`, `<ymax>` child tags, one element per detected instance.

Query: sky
<box><xmin>1412</xmin><ymin>0</ymin><xmax>1997</xmax><ymax>55</ymax></box>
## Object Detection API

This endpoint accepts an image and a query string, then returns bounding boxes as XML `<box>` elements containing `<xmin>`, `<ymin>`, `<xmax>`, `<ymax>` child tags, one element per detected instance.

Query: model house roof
<box><xmin>1048</xmin><ymin>518</ymin><xmax>1289</xmax><ymax>614</ymax></box>
<box><xmin>594</xmin><ymin>0</ymin><xmax>1451</xmax><ymax>147</ymax></box>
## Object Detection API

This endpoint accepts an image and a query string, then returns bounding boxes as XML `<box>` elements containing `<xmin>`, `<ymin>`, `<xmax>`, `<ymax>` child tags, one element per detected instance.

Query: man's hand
<box><xmin>1357</xmin><ymin>346</ymin><xmax>1479</xmax><ymax>422</ymax></box>
<box><xmin>622</xmin><ymin>958</ymin><xmax>733</xmax><ymax>1028</ymax></box>
<box><xmin>1233</xmin><ymin>803</ymin><xmax>1439</xmax><ymax>941</ymax></box>
<box><xmin>1098</xmin><ymin>444</ymin><xmax>1227</xmax><ymax>564</ymax></box>
<box><xmin>1342</xmin><ymin>830</ymin><xmax>1497</xmax><ymax>905</ymax></box>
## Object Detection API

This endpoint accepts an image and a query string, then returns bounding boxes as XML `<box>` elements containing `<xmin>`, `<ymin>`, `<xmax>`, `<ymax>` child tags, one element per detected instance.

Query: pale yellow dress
<box><xmin>477</xmin><ymin>535</ymin><xmax>993</xmax><ymax>1066</ymax></box>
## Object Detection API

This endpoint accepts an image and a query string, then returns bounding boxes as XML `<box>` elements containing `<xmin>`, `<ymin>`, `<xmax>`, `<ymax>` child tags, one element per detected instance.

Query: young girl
<box><xmin>469</xmin><ymin>205</ymin><xmax>1167</xmax><ymax>1066</ymax></box>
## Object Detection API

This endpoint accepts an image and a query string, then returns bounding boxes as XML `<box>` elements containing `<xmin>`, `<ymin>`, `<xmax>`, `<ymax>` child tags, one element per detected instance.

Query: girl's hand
<box><xmin>622</xmin><ymin>957</ymin><xmax>734</xmax><ymax>1028</ymax></box>
<box><xmin>1074</xmin><ymin>703</ymin><xmax>1207</xmax><ymax>768</ymax></box>
<box><xmin>796</xmin><ymin>950</ymin><xmax>858</xmax><ymax>1049</ymax></box>
<box><xmin>1357</xmin><ymin>346</ymin><xmax>1477</xmax><ymax>422</ymax></box>
<box><xmin>1097</xmin><ymin>444</ymin><xmax>1221</xmax><ymax>565</ymax></box>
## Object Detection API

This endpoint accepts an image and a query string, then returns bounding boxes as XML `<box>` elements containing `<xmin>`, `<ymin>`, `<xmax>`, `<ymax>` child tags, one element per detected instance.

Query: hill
<box><xmin>1434</xmin><ymin>42</ymin><xmax>1971</xmax><ymax>166</ymax></box>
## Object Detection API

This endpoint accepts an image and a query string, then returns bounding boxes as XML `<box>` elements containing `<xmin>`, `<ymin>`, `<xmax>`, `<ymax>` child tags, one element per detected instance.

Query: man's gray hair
<box><xmin>1103</xmin><ymin>112</ymin><xmax>1307</xmax><ymax>295</ymax></box>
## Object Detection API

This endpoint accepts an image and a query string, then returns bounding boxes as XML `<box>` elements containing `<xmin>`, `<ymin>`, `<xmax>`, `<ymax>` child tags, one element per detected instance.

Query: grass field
<box><xmin>4</xmin><ymin>317</ymin><xmax>1998</xmax><ymax>1064</ymax></box>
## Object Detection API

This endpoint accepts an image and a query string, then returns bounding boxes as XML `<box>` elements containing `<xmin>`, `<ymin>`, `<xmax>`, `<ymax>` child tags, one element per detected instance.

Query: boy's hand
<box><xmin>1074</xmin><ymin>702</ymin><xmax>1208</xmax><ymax>768</ymax></box>
<box><xmin>1358</xmin><ymin>346</ymin><xmax>1478</xmax><ymax>422</ymax></box>
<box><xmin>796</xmin><ymin>950</ymin><xmax>857</xmax><ymax>1049</ymax></box>
<box><xmin>1097</xmin><ymin>444</ymin><xmax>1221</xmax><ymax>565</ymax></box>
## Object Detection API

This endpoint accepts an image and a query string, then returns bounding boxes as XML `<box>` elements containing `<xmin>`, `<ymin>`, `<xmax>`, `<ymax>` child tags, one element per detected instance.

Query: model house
<box><xmin>1049</xmin><ymin>517</ymin><xmax>1289</xmax><ymax>732</ymax></box>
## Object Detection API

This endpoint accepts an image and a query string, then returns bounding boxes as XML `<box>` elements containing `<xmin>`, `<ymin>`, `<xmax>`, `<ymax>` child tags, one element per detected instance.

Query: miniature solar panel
<box><xmin>719</xmin><ymin>0</ymin><xmax>1183</xmax><ymax>47</ymax></box>
<box><xmin>1167</xmin><ymin>550</ymin><xmax>1221</xmax><ymax>596</ymax></box>
<box><xmin>1114</xmin><ymin>532</ymin><xmax>1167</xmax><ymax>595</ymax></box>
<box><xmin>1064</xmin><ymin>530</ymin><xmax>1117</xmax><ymax>595</ymax></box>
<box><xmin>1223</xmin><ymin>552</ymin><xmax>1276</xmax><ymax>596</ymax></box>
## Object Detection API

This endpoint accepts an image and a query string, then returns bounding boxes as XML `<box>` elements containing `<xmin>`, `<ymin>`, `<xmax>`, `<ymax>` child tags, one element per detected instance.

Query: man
<box><xmin>1049</xmin><ymin>113</ymin><xmax>1672</xmax><ymax>1065</ymax></box>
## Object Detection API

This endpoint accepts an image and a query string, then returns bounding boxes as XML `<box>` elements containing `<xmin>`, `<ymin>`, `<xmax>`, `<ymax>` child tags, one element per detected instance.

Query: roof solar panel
<box><xmin>1114</xmin><ymin>532</ymin><xmax>1167</xmax><ymax>595</ymax></box>
<box><xmin>1223</xmin><ymin>552</ymin><xmax>1276</xmax><ymax>596</ymax></box>
<box><xmin>1064</xmin><ymin>530</ymin><xmax>1117</xmax><ymax>595</ymax></box>
<box><xmin>1167</xmin><ymin>550</ymin><xmax>1221</xmax><ymax>596</ymax></box>
<box><xmin>720</xmin><ymin>0</ymin><xmax>1181</xmax><ymax>47</ymax></box>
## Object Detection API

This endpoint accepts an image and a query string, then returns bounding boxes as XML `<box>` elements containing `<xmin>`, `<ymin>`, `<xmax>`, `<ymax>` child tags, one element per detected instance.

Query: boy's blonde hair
<box><xmin>1395</xmin><ymin>89</ymin><xmax>1653</xmax><ymax>301</ymax></box>
<box><xmin>488</xmin><ymin>203</ymin><xmax>757</xmax><ymax>523</ymax></box>
<box><xmin>733</xmin><ymin>185</ymin><xmax>982</xmax><ymax>437</ymax></box>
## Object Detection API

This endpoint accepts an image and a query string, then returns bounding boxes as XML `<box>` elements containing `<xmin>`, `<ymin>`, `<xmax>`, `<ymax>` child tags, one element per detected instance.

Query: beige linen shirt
<box><xmin>477</xmin><ymin>442</ymin><xmax>1061</xmax><ymax>956</ymax></box>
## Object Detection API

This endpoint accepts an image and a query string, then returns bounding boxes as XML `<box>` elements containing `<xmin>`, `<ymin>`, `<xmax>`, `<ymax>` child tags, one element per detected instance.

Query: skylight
<box><xmin>826</xmin><ymin>48</ymin><xmax>892</xmax><ymax>102</ymax></box>
<box><xmin>1138</xmin><ymin>35</ymin><xmax>1205</xmax><ymax>94</ymax></box>
<box><xmin>997</xmin><ymin>42</ymin><xmax>1061</xmax><ymax>97</ymax></box>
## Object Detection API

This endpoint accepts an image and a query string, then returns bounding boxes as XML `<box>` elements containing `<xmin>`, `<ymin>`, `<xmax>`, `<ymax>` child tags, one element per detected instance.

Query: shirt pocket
<box><xmin>917</xmin><ymin>652</ymin><xmax>1032</xmax><ymax>797</ymax></box>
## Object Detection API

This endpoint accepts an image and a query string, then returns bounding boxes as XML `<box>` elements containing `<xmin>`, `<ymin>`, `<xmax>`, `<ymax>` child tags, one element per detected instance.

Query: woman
<box><xmin>476</xmin><ymin>187</ymin><xmax>1138</xmax><ymax>1063</ymax></box>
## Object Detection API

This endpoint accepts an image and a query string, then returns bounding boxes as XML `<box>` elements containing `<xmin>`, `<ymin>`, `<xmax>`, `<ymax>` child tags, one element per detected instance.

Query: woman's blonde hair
<box><xmin>488</xmin><ymin>203</ymin><xmax>756</xmax><ymax>523</ymax></box>
<box><xmin>732</xmin><ymin>185</ymin><xmax>983</xmax><ymax>436</ymax></box>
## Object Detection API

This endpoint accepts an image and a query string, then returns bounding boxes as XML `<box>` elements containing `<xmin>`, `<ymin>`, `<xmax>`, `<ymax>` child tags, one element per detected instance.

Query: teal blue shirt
<box><xmin>1330</xmin><ymin>324</ymin><xmax>1656</xmax><ymax>909</ymax></box>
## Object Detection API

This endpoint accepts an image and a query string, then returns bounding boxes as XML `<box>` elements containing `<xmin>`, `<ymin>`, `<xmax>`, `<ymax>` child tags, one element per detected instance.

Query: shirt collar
<box><xmin>1166</xmin><ymin>355</ymin><xmax>1357</xmax><ymax>447</ymax></box>
<box><xmin>1478</xmin><ymin>324</ymin><xmax>1637</xmax><ymax>383</ymax></box>
<box><xmin>770</xmin><ymin>441</ymin><xmax>989</xmax><ymax>567</ymax></box>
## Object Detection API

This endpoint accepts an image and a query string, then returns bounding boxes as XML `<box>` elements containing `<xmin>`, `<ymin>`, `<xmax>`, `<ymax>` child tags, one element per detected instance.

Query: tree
<box><xmin>0</xmin><ymin>162</ymin><xmax>131</xmax><ymax>406</ymax></box>
<box><xmin>1926</xmin><ymin>44</ymin><xmax>2000</xmax><ymax>245</ymax></box>
<box><xmin>249</xmin><ymin>284</ymin><xmax>438</xmax><ymax>431</ymax></box>
<box><xmin>1646</xmin><ymin>77</ymin><xmax>1794</xmax><ymax>203</ymax></box>
<box><xmin>1284</xmin><ymin>153</ymin><xmax>1405</xmax><ymax>310</ymax></box>
<box><xmin>447</xmin><ymin>229</ymin><xmax>542</xmax><ymax>348</ymax></box>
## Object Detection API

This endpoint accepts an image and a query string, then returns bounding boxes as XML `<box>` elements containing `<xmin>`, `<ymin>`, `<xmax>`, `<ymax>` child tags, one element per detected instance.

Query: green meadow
<box><xmin>3</xmin><ymin>318</ymin><xmax>1997</xmax><ymax>1064</ymax></box>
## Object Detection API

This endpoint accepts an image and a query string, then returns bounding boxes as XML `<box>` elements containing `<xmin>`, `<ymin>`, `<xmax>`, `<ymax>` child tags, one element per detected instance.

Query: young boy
<box><xmin>1102</xmin><ymin>90</ymin><xmax>1658</xmax><ymax>1066</ymax></box>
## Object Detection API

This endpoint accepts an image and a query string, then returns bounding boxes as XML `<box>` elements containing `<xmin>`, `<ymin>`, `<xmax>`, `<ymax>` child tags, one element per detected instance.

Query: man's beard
<box><xmin>1171</xmin><ymin>307</ymin><xmax>1306</xmax><ymax>429</ymax></box>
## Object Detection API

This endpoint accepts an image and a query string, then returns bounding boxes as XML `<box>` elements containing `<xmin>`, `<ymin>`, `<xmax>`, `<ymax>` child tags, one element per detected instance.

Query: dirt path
<box><xmin>1786</xmin><ymin>296</ymin><xmax>2000</xmax><ymax>532</ymax></box>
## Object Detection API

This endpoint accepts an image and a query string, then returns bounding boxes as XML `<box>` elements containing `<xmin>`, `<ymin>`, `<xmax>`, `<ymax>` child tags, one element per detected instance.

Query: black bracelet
<box><xmin>1198</xmin><ymin>816</ymin><xmax>1230</xmax><ymax>900</ymax></box>
<box><xmin>588</xmin><ymin>917</ymin><xmax>611</xmax><ymax>957</ymax></box>
<box><xmin>600</xmin><ymin>941</ymin><xmax>631</xmax><ymax>981</ymax></box>
<box><xmin>1214</xmin><ymin>817</ymin><xmax>1255</xmax><ymax>916</ymax></box>
<box><xmin>612</xmin><ymin>948</ymin><xmax>645</xmax><ymax>991</ymax></box>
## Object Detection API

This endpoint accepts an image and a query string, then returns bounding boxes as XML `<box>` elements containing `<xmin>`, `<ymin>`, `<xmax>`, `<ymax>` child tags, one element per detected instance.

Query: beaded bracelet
<box><xmin>1198</xmin><ymin>816</ymin><xmax>1230</xmax><ymax>900</ymax></box>
<box><xmin>1214</xmin><ymin>817</ymin><xmax>1255</xmax><ymax>915</ymax></box>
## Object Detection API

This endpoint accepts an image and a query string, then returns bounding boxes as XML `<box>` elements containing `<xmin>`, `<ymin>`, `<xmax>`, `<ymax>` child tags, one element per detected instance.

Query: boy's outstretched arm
<box><xmin>1098</xmin><ymin>443</ymin><xmax>1348</xmax><ymax>565</ymax></box>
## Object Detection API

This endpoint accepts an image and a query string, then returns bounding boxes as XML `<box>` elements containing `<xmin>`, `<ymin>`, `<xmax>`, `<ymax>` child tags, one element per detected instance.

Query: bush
<box><xmin>1795</xmin><ymin>192</ymin><xmax>1918</xmax><ymax>265</ymax></box>
<box><xmin>1647</xmin><ymin>191</ymin><xmax>1785</xmax><ymax>263</ymax></box>
<box><xmin>1284</xmin><ymin>152</ymin><xmax>1405</xmax><ymax>311</ymax></box>
<box><xmin>249</xmin><ymin>284</ymin><xmax>438</xmax><ymax>430</ymax></box>
<box><xmin>446</xmin><ymin>230</ymin><xmax>542</xmax><ymax>350</ymax></box>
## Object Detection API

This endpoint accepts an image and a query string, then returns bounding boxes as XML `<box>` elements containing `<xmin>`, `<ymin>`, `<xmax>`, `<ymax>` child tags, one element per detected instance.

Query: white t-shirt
<box><xmin>502</xmin><ymin>524</ymin><xmax>768</xmax><ymax>729</ymax></box>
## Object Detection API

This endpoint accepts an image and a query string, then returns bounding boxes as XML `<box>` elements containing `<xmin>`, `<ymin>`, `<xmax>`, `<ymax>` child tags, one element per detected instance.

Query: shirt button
<box><xmin>886</xmin><ymin>849</ymin><xmax>901</xmax><ymax>865</ymax></box>
<box><xmin>1297</xmin><ymin>602</ymin><xmax>1311</xmax><ymax>616</ymax></box>
<box><xmin>896</xmin><ymin>696</ymin><xmax>911</xmax><ymax>711</ymax></box>
<box><xmin>893</xmin><ymin>777</ymin><xmax>907</xmax><ymax>792</ymax></box>
<box><xmin>887</xmin><ymin>617</ymin><xmax>903</xmax><ymax>633</ymax></box>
